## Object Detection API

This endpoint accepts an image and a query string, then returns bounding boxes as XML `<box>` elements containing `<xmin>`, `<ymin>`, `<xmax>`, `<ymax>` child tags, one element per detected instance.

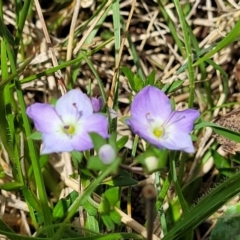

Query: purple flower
<box><xmin>127</xmin><ymin>86</ymin><xmax>200</xmax><ymax>153</ymax></box>
<box><xmin>26</xmin><ymin>89</ymin><xmax>108</xmax><ymax>154</ymax></box>
<box><xmin>91</xmin><ymin>97</ymin><xmax>104</xmax><ymax>112</ymax></box>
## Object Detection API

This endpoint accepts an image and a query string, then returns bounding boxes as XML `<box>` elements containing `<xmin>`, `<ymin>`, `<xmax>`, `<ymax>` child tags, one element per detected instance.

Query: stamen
<box><xmin>163</xmin><ymin>111</ymin><xmax>185</xmax><ymax>127</ymax></box>
<box><xmin>71</xmin><ymin>102</ymin><xmax>82</xmax><ymax>120</ymax></box>
<box><xmin>145</xmin><ymin>112</ymin><xmax>155</xmax><ymax>123</ymax></box>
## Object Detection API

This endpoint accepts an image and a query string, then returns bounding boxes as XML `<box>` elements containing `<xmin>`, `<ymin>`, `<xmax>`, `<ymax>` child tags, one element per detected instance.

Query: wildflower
<box><xmin>127</xmin><ymin>86</ymin><xmax>200</xmax><ymax>153</ymax></box>
<box><xmin>26</xmin><ymin>89</ymin><xmax>108</xmax><ymax>154</ymax></box>
<box><xmin>91</xmin><ymin>97</ymin><xmax>104</xmax><ymax>112</ymax></box>
<box><xmin>98</xmin><ymin>144</ymin><xmax>116</xmax><ymax>164</ymax></box>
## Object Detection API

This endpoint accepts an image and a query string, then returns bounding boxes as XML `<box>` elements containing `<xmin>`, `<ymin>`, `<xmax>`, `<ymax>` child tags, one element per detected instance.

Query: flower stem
<box><xmin>169</xmin><ymin>151</ymin><xmax>189</xmax><ymax>215</ymax></box>
<box><xmin>52</xmin><ymin>157</ymin><xmax>121</xmax><ymax>240</ymax></box>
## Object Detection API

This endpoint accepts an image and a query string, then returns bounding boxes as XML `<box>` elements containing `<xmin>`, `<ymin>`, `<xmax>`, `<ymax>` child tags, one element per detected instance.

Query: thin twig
<box><xmin>34</xmin><ymin>0</ymin><xmax>66</xmax><ymax>95</ymax></box>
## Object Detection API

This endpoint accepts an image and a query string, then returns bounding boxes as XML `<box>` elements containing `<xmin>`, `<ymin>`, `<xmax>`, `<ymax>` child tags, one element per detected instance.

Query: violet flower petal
<box><xmin>26</xmin><ymin>103</ymin><xmax>62</xmax><ymax>133</ymax></box>
<box><xmin>130</xmin><ymin>86</ymin><xmax>172</xmax><ymax>125</ymax></box>
<box><xmin>56</xmin><ymin>89</ymin><xmax>93</xmax><ymax>122</ymax></box>
<box><xmin>82</xmin><ymin>113</ymin><xmax>109</xmax><ymax>138</ymax></box>
<box><xmin>166</xmin><ymin>109</ymin><xmax>200</xmax><ymax>133</ymax></box>
<box><xmin>127</xmin><ymin>118</ymin><xmax>154</xmax><ymax>143</ymax></box>
<box><xmin>41</xmin><ymin>132</ymin><xmax>74</xmax><ymax>154</ymax></box>
<box><xmin>71</xmin><ymin>113</ymin><xmax>109</xmax><ymax>151</ymax></box>
<box><xmin>159</xmin><ymin>132</ymin><xmax>195</xmax><ymax>153</ymax></box>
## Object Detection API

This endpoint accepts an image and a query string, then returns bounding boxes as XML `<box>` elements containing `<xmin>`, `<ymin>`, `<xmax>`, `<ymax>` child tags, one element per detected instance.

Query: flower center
<box><xmin>153</xmin><ymin>127</ymin><xmax>164</xmax><ymax>138</ymax></box>
<box><xmin>63</xmin><ymin>124</ymin><xmax>75</xmax><ymax>136</ymax></box>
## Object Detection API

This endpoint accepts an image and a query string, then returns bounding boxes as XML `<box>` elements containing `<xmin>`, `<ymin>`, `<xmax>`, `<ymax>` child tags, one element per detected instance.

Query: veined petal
<box><xmin>71</xmin><ymin>113</ymin><xmax>108</xmax><ymax>151</ymax></box>
<box><xmin>56</xmin><ymin>89</ymin><xmax>93</xmax><ymax>122</ymax></box>
<box><xmin>127</xmin><ymin>118</ymin><xmax>157</xmax><ymax>144</ymax></box>
<box><xmin>41</xmin><ymin>133</ymin><xmax>74</xmax><ymax>154</ymax></box>
<box><xmin>130</xmin><ymin>86</ymin><xmax>172</xmax><ymax>125</ymax></box>
<box><xmin>26</xmin><ymin>103</ymin><xmax>62</xmax><ymax>133</ymax></box>
<box><xmin>71</xmin><ymin>131</ymin><xmax>94</xmax><ymax>151</ymax></box>
<box><xmin>159</xmin><ymin>132</ymin><xmax>195</xmax><ymax>153</ymax></box>
<box><xmin>83</xmin><ymin>113</ymin><xmax>108</xmax><ymax>137</ymax></box>
<box><xmin>166</xmin><ymin>109</ymin><xmax>200</xmax><ymax>133</ymax></box>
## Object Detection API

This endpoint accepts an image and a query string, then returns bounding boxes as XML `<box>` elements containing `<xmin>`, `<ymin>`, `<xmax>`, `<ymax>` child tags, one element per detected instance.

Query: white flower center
<box><xmin>146</xmin><ymin>113</ymin><xmax>166</xmax><ymax>139</ymax></box>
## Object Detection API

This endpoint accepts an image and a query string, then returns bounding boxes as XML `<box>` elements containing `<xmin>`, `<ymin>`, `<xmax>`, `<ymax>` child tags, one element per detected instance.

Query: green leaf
<box><xmin>101</xmin><ymin>214</ymin><xmax>115</xmax><ymax>231</ymax></box>
<box><xmin>116</xmin><ymin>135</ymin><xmax>128</xmax><ymax>149</ymax></box>
<box><xmin>52</xmin><ymin>191</ymin><xmax>78</xmax><ymax>221</ymax></box>
<box><xmin>193</xmin><ymin>19</ymin><xmax>240</xmax><ymax>66</ymax></box>
<box><xmin>0</xmin><ymin>90</ymin><xmax>14</xmax><ymax>161</ymax></box>
<box><xmin>213</xmin><ymin>151</ymin><xmax>233</xmax><ymax>177</ymax></box>
<box><xmin>0</xmin><ymin>20</ymin><xmax>14</xmax><ymax>46</ymax></box>
<box><xmin>133</xmin><ymin>75</ymin><xmax>144</xmax><ymax>91</ymax></box>
<box><xmin>109</xmin><ymin>210</ymin><xmax>121</xmax><ymax>224</ymax></box>
<box><xmin>89</xmin><ymin>132</ymin><xmax>107</xmax><ymax>151</ymax></box>
<box><xmin>166</xmin><ymin>80</ymin><xmax>184</xmax><ymax>93</ymax></box>
<box><xmin>85</xmin><ymin>214</ymin><xmax>100</xmax><ymax>234</ymax></box>
<box><xmin>120</xmin><ymin>66</ymin><xmax>136</xmax><ymax>91</ymax></box>
<box><xmin>0</xmin><ymin>182</ymin><xmax>23</xmax><ymax>191</ymax></box>
<box><xmin>98</xmin><ymin>196</ymin><xmax>110</xmax><ymax>214</ymax></box>
<box><xmin>88</xmin><ymin>156</ymin><xmax>106</xmax><ymax>171</ymax></box>
<box><xmin>212</xmin><ymin>127</ymin><xmax>240</xmax><ymax>143</ymax></box>
<box><xmin>104</xmin><ymin>187</ymin><xmax>119</xmax><ymax>206</ymax></box>
<box><xmin>195</xmin><ymin>121</ymin><xmax>240</xmax><ymax>143</ymax></box>
<box><xmin>22</xmin><ymin>186</ymin><xmax>42</xmax><ymax>213</ymax></box>
<box><xmin>71</xmin><ymin>151</ymin><xmax>83</xmax><ymax>168</ymax></box>
<box><xmin>146</xmin><ymin>70</ymin><xmax>156</xmax><ymax>85</ymax></box>
<box><xmin>27</xmin><ymin>131</ymin><xmax>42</xmax><ymax>140</ymax></box>
<box><xmin>82</xmin><ymin>199</ymin><xmax>98</xmax><ymax>216</ymax></box>
<box><xmin>102</xmin><ymin>171</ymin><xmax>138</xmax><ymax>186</ymax></box>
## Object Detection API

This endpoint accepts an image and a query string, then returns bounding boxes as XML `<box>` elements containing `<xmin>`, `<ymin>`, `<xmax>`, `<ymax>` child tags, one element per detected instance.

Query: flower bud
<box><xmin>99</xmin><ymin>144</ymin><xmax>116</xmax><ymax>164</ymax></box>
<box><xmin>91</xmin><ymin>97</ymin><xmax>104</xmax><ymax>112</ymax></box>
<box><xmin>144</xmin><ymin>156</ymin><xmax>159</xmax><ymax>173</ymax></box>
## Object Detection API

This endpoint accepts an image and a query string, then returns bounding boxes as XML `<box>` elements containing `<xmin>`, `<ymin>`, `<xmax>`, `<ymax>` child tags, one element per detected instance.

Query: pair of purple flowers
<box><xmin>27</xmin><ymin>86</ymin><xmax>199</xmax><ymax>155</ymax></box>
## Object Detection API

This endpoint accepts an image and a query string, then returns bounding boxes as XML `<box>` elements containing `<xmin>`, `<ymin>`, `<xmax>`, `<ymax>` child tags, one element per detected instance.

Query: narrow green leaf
<box><xmin>146</xmin><ymin>70</ymin><xmax>156</xmax><ymax>85</ymax></box>
<box><xmin>116</xmin><ymin>135</ymin><xmax>128</xmax><ymax>149</ymax></box>
<box><xmin>166</xmin><ymin>80</ymin><xmax>184</xmax><ymax>94</ymax></box>
<box><xmin>22</xmin><ymin>186</ymin><xmax>42</xmax><ymax>213</ymax></box>
<box><xmin>193</xmin><ymin>19</ymin><xmax>240</xmax><ymax>66</ymax></box>
<box><xmin>120</xmin><ymin>66</ymin><xmax>136</xmax><ymax>92</ymax></box>
<box><xmin>133</xmin><ymin>75</ymin><xmax>144</xmax><ymax>91</ymax></box>
<box><xmin>213</xmin><ymin>151</ymin><xmax>233</xmax><ymax>177</ymax></box>
<box><xmin>0</xmin><ymin>182</ymin><xmax>23</xmax><ymax>191</ymax></box>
